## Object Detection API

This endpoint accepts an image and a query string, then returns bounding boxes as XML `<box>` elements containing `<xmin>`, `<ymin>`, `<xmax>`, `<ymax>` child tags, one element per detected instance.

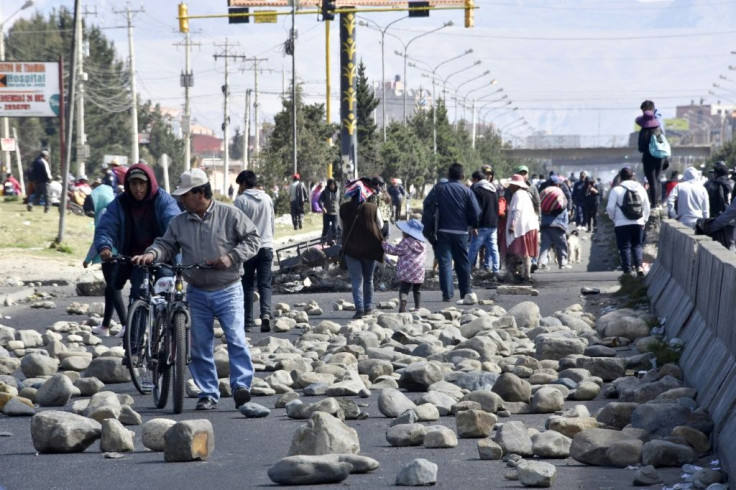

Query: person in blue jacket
<box><xmin>92</xmin><ymin>162</ymin><xmax>181</xmax><ymax>336</ymax></box>
<box><xmin>422</xmin><ymin>163</ymin><xmax>480</xmax><ymax>302</ymax></box>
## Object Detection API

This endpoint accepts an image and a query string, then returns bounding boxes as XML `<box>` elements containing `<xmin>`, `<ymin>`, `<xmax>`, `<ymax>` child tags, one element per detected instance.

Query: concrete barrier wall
<box><xmin>647</xmin><ymin>220</ymin><xmax>736</xmax><ymax>478</ymax></box>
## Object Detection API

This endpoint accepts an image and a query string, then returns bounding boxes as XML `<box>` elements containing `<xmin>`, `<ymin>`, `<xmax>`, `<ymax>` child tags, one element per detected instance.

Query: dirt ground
<box><xmin>0</xmin><ymin>251</ymin><xmax>85</xmax><ymax>283</ymax></box>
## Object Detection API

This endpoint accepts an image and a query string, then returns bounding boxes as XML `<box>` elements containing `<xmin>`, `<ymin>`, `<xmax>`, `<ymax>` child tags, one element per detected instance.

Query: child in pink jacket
<box><xmin>382</xmin><ymin>219</ymin><xmax>427</xmax><ymax>312</ymax></box>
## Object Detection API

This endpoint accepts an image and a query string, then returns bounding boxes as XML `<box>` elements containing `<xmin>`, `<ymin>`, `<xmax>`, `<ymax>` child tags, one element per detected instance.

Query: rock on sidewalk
<box><xmin>395</xmin><ymin>458</ymin><xmax>438</xmax><ymax>486</ymax></box>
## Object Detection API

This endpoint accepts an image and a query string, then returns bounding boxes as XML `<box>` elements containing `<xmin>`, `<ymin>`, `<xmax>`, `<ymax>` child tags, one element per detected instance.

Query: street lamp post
<box><xmin>451</xmin><ymin>70</ymin><xmax>489</xmax><ymax>124</ymax></box>
<box><xmin>407</xmin><ymin>48</ymin><xmax>472</xmax><ymax>153</ymax></box>
<box><xmin>358</xmin><ymin>16</ymin><xmax>408</xmax><ymax>142</ymax></box>
<box><xmin>441</xmin><ymin>60</ymin><xmax>481</xmax><ymax>102</ymax></box>
<box><xmin>0</xmin><ymin>0</ymin><xmax>34</xmax><ymax>173</ymax></box>
<box><xmin>395</xmin><ymin>21</ymin><xmax>452</xmax><ymax>125</ymax></box>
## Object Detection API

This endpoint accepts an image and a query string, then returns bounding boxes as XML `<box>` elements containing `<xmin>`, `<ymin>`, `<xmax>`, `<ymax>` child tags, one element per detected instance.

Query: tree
<box><xmin>356</xmin><ymin>61</ymin><xmax>381</xmax><ymax>173</ymax></box>
<box><xmin>229</xmin><ymin>128</ymin><xmax>244</xmax><ymax>161</ymax></box>
<box><xmin>261</xmin><ymin>83</ymin><xmax>338</xmax><ymax>187</ymax></box>
<box><xmin>138</xmin><ymin>101</ymin><xmax>186</xmax><ymax>185</ymax></box>
<box><xmin>6</xmin><ymin>9</ymin><xmax>133</xmax><ymax>180</ymax></box>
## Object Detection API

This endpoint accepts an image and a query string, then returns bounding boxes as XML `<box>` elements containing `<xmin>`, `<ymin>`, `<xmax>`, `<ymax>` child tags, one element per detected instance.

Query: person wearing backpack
<box><xmin>704</xmin><ymin>161</ymin><xmax>734</xmax><ymax>218</ymax></box>
<box><xmin>606</xmin><ymin>167</ymin><xmax>651</xmax><ymax>277</ymax></box>
<box><xmin>666</xmin><ymin>166</ymin><xmax>709</xmax><ymax>229</ymax></box>
<box><xmin>537</xmin><ymin>176</ymin><xmax>570</xmax><ymax>270</ymax></box>
<box><xmin>636</xmin><ymin>110</ymin><xmax>668</xmax><ymax>209</ymax></box>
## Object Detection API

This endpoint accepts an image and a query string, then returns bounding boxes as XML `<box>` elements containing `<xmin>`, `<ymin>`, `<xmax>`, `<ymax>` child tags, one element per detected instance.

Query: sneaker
<box><xmin>234</xmin><ymin>386</ymin><xmax>251</xmax><ymax>409</ymax></box>
<box><xmin>260</xmin><ymin>315</ymin><xmax>271</xmax><ymax>333</ymax></box>
<box><xmin>364</xmin><ymin>309</ymin><xmax>373</xmax><ymax>316</ymax></box>
<box><xmin>115</xmin><ymin>325</ymin><xmax>126</xmax><ymax>339</ymax></box>
<box><xmin>196</xmin><ymin>397</ymin><xmax>218</xmax><ymax>410</ymax></box>
<box><xmin>530</xmin><ymin>263</ymin><xmax>539</xmax><ymax>274</ymax></box>
<box><xmin>560</xmin><ymin>264</ymin><xmax>573</xmax><ymax>270</ymax></box>
<box><xmin>91</xmin><ymin>325</ymin><xmax>110</xmax><ymax>337</ymax></box>
<box><xmin>26</xmin><ymin>205</ymin><xmax>32</xmax><ymax>212</ymax></box>
<box><xmin>245</xmin><ymin>324</ymin><xmax>254</xmax><ymax>333</ymax></box>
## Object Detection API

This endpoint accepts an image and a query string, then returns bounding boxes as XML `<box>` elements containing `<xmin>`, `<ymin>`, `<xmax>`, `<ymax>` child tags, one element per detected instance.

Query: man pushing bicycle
<box><xmin>132</xmin><ymin>168</ymin><xmax>261</xmax><ymax>411</ymax></box>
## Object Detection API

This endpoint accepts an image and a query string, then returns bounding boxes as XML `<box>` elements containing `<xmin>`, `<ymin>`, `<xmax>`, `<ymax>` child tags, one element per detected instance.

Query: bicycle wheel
<box><xmin>172</xmin><ymin>311</ymin><xmax>188</xmax><ymax>414</ymax></box>
<box><xmin>151</xmin><ymin>313</ymin><xmax>170</xmax><ymax>409</ymax></box>
<box><xmin>125</xmin><ymin>299</ymin><xmax>153</xmax><ymax>395</ymax></box>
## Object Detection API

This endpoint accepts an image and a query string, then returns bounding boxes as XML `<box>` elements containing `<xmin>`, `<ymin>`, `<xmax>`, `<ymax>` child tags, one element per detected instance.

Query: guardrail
<box><xmin>645</xmin><ymin>219</ymin><xmax>736</xmax><ymax>477</ymax></box>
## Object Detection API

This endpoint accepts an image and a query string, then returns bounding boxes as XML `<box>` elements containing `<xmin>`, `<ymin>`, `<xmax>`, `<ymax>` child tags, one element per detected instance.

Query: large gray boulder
<box><xmin>491</xmin><ymin>372</ymin><xmax>531</xmax><ymax>402</ymax></box>
<box><xmin>641</xmin><ymin>440</ymin><xmax>696</xmax><ymax>467</ymax></box>
<box><xmin>395</xmin><ymin>458</ymin><xmax>438</xmax><ymax>486</ymax></box>
<box><xmin>164</xmin><ymin>419</ymin><xmax>215</xmax><ymax>462</ymax></box>
<box><xmin>35</xmin><ymin>374</ymin><xmax>75</xmax><ymax>407</ymax></box>
<box><xmin>630</xmin><ymin>402</ymin><xmax>714</xmax><ymax>436</ymax></box>
<box><xmin>20</xmin><ymin>352</ymin><xmax>59</xmax><ymax>378</ymax></box>
<box><xmin>267</xmin><ymin>455</ymin><xmax>353</xmax><ymax>485</ymax></box>
<box><xmin>378</xmin><ymin>388</ymin><xmax>417</xmax><ymax>418</ymax></box>
<box><xmin>506</xmin><ymin>301</ymin><xmax>540</xmax><ymax>329</ymax></box>
<box><xmin>596</xmin><ymin>309</ymin><xmax>650</xmax><ymax>340</ymax></box>
<box><xmin>31</xmin><ymin>410</ymin><xmax>102</xmax><ymax>453</ymax></box>
<box><xmin>535</xmin><ymin>333</ymin><xmax>587</xmax><ymax>360</ymax></box>
<box><xmin>492</xmin><ymin>420</ymin><xmax>533</xmax><ymax>456</ymax></box>
<box><xmin>532</xmin><ymin>430</ymin><xmax>572</xmax><ymax>458</ymax></box>
<box><xmin>398</xmin><ymin>362</ymin><xmax>444</xmax><ymax>392</ymax></box>
<box><xmin>288</xmin><ymin>412</ymin><xmax>360</xmax><ymax>456</ymax></box>
<box><xmin>99</xmin><ymin>418</ymin><xmax>134</xmax><ymax>452</ymax></box>
<box><xmin>570</xmin><ymin>429</ymin><xmax>637</xmax><ymax>466</ymax></box>
<box><xmin>83</xmin><ymin>357</ymin><xmax>131</xmax><ymax>383</ymax></box>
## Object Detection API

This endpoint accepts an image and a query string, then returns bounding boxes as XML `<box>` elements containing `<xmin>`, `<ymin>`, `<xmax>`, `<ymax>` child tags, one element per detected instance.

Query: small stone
<box><xmin>478</xmin><ymin>438</ymin><xmax>504</xmax><ymax>460</ymax></box>
<box><xmin>239</xmin><ymin>402</ymin><xmax>270</xmax><ymax>418</ymax></box>
<box><xmin>142</xmin><ymin>418</ymin><xmax>177</xmax><ymax>452</ymax></box>
<box><xmin>395</xmin><ymin>458</ymin><xmax>438</xmax><ymax>486</ymax></box>
<box><xmin>100</xmin><ymin>418</ymin><xmax>134</xmax><ymax>452</ymax></box>
<box><xmin>517</xmin><ymin>460</ymin><xmax>557</xmax><ymax>487</ymax></box>
<box><xmin>423</xmin><ymin>426</ymin><xmax>458</xmax><ymax>448</ymax></box>
<box><xmin>633</xmin><ymin>465</ymin><xmax>662</xmax><ymax>486</ymax></box>
<box><xmin>267</xmin><ymin>455</ymin><xmax>352</xmax><ymax>485</ymax></box>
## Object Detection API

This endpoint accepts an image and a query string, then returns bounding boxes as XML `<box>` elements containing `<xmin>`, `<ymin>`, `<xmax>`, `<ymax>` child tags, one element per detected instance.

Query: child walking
<box><xmin>381</xmin><ymin>219</ymin><xmax>427</xmax><ymax>312</ymax></box>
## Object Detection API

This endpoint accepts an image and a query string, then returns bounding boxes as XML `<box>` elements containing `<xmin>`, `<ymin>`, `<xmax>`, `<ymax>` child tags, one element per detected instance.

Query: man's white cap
<box><xmin>172</xmin><ymin>168</ymin><xmax>209</xmax><ymax>196</ymax></box>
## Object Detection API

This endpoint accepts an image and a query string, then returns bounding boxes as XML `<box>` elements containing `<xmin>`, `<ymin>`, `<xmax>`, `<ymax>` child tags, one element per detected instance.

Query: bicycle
<box><xmin>120</xmin><ymin>257</ymin><xmax>207</xmax><ymax>414</ymax></box>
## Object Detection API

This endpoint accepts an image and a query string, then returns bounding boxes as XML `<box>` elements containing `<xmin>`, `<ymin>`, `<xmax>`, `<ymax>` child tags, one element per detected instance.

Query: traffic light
<box><xmin>178</xmin><ymin>3</ymin><xmax>189</xmax><ymax>33</ymax></box>
<box><xmin>321</xmin><ymin>0</ymin><xmax>336</xmax><ymax>21</ymax></box>
<box><xmin>229</xmin><ymin>6</ymin><xmax>250</xmax><ymax>24</ymax></box>
<box><xmin>408</xmin><ymin>1</ymin><xmax>430</xmax><ymax>18</ymax></box>
<box><xmin>464</xmin><ymin>0</ymin><xmax>474</xmax><ymax>28</ymax></box>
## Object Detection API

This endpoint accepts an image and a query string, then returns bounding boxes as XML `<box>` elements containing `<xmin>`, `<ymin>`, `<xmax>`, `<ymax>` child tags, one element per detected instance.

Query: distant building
<box><xmin>374</xmin><ymin>75</ymin><xmax>431</xmax><ymax>127</ymax></box>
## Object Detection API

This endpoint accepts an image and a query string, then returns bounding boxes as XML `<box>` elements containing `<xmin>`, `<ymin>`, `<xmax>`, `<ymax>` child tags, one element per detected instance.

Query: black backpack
<box><xmin>617</xmin><ymin>186</ymin><xmax>643</xmax><ymax>220</ymax></box>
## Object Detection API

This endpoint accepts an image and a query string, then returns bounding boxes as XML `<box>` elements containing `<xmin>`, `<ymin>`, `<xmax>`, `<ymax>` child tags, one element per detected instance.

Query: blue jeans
<box><xmin>614</xmin><ymin>224</ymin><xmax>644</xmax><ymax>273</ymax></box>
<box><xmin>241</xmin><ymin>248</ymin><xmax>273</xmax><ymax>327</ymax></box>
<box><xmin>435</xmin><ymin>232</ymin><xmax>472</xmax><ymax>300</ymax></box>
<box><xmin>345</xmin><ymin>255</ymin><xmax>376</xmax><ymax>312</ymax></box>
<box><xmin>187</xmin><ymin>282</ymin><xmax>254</xmax><ymax>402</ymax></box>
<box><xmin>321</xmin><ymin>214</ymin><xmax>338</xmax><ymax>241</ymax></box>
<box><xmin>574</xmin><ymin>202</ymin><xmax>585</xmax><ymax>227</ymax></box>
<box><xmin>468</xmin><ymin>227</ymin><xmax>499</xmax><ymax>272</ymax></box>
<box><xmin>539</xmin><ymin>226</ymin><xmax>568</xmax><ymax>267</ymax></box>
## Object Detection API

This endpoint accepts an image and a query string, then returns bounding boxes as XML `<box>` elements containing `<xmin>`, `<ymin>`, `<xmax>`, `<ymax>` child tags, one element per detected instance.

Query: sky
<box><xmin>4</xmin><ymin>0</ymin><xmax>736</xmax><ymax>147</ymax></box>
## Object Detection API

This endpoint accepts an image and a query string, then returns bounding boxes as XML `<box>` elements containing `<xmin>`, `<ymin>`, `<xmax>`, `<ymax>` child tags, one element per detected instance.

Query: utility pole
<box><xmin>239</xmin><ymin>56</ymin><xmax>267</xmax><ymax>167</ymax></box>
<box><xmin>114</xmin><ymin>5</ymin><xmax>145</xmax><ymax>164</ymax></box>
<box><xmin>74</xmin><ymin>9</ymin><xmax>86</xmax><ymax>177</ymax></box>
<box><xmin>175</xmin><ymin>33</ymin><xmax>199</xmax><ymax>171</ymax></box>
<box><xmin>290</xmin><ymin>7</ymin><xmax>298</xmax><ymax>175</ymax></box>
<box><xmin>213</xmin><ymin>40</ymin><xmax>246</xmax><ymax>195</ymax></box>
<box><xmin>244</xmin><ymin>89</ymin><xmax>251</xmax><ymax>170</ymax></box>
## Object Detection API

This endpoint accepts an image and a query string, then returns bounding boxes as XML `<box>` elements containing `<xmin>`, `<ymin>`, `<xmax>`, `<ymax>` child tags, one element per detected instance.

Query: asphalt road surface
<box><xmin>0</xmin><ymin>222</ymin><xmax>694</xmax><ymax>489</ymax></box>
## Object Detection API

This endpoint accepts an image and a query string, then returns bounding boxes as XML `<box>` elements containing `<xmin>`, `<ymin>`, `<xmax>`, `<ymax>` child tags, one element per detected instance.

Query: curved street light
<box><xmin>440</xmin><ymin>60</ymin><xmax>481</xmax><ymax>101</ymax></box>
<box><xmin>1</xmin><ymin>0</ymin><xmax>34</xmax><ymax>172</ymax></box>
<box><xmin>452</xmin><ymin>70</ymin><xmax>490</xmax><ymax>122</ymax></box>
<box><xmin>394</xmin><ymin>21</ymin><xmax>453</xmax><ymax>124</ymax></box>
<box><xmin>407</xmin><ymin>48</ymin><xmax>472</xmax><ymax>153</ymax></box>
<box><xmin>480</xmin><ymin>99</ymin><xmax>512</xmax><ymax>123</ymax></box>
<box><xmin>358</xmin><ymin>16</ymin><xmax>408</xmax><ymax>141</ymax></box>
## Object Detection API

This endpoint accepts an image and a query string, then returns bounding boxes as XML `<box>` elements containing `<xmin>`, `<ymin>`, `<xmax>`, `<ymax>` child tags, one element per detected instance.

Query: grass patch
<box><xmin>645</xmin><ymin>338</ymin><xmax>683</xmax><ymax>366</ymax></box>
<box><xmin>0</xmin><ymin>198</ymin><xmax>326</xmax><ymax>264</ymax></box>
<box><xmin>614</xmin><ymin>273</ymin><xmax>650</xmax><ymax>308</ymax></box>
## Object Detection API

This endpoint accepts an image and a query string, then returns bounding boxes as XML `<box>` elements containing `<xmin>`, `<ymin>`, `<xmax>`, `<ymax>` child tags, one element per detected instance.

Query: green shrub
<box><xmin>645</xmin><ymin>339</ymin><xmax>683</xmax><ymax>366</ymax></box>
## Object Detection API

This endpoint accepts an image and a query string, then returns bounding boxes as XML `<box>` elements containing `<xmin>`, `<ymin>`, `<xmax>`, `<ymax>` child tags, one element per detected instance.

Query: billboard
<box><xmin>0</xmin><ymin>61</ymin><xmax>60</xmax><ymax>118</ymax></box>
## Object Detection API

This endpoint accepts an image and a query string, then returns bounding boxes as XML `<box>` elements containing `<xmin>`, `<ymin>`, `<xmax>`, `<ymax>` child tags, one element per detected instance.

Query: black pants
<box><xmin>321</xmin><ymin>213</ymin><xmax>338</xmax><ymax>241</ymax></box>
<box><xmin>399</xmin><ymin>281</ymin><xmax>422</xmax><ymax>307</ymax></box>
<box><xmin>643</xmin><ymin>159</ymin><xmax>663</xmax><ymax>207</ymax></box>
<box><xmin>290</xmin><ymin>201</ymin><xmax>304</xmax><ymax>229</ymax></box>
<box><xmin>101</xmin><ymin>261</ymin><xmax>127</xmax><ymax>327</ymax></box>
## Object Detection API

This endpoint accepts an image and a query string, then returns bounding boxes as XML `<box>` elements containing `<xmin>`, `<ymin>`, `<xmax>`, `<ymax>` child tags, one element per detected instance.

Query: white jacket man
<box><xmin>666</xmin><ymin>166</ymin><xmax>709</xmax><ymax>229</ymax></box>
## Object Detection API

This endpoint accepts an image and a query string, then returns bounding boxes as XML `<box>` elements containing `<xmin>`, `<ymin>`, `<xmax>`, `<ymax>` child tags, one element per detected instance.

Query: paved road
<box><xmin>0</xmin><ymin>222</ymin><xmax>691</xmax><ymax>489</ymax></box>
